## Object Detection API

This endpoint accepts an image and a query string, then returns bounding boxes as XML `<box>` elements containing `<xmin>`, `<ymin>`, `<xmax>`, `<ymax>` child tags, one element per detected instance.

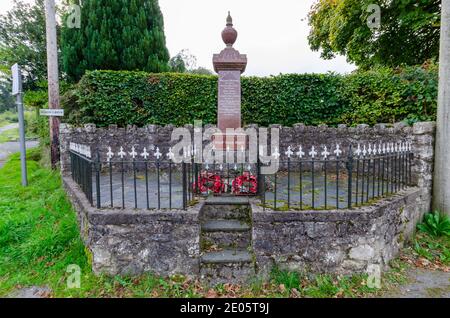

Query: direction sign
<box><xmin>40</xmin><ymin>109</ymin><xmax>64</xmax><ymax>117</ymax></box>
<box><xmin>11</xmin><ymin>63</ymin><xmax>22</xmax><ymax>96</ymax></box>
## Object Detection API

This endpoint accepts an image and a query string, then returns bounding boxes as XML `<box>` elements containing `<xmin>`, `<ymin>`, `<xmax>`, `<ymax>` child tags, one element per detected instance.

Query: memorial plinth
<box><xmin>213</xmin><ymin>12</ymin><xmax>247</xmax><ymax>150</ymax></box>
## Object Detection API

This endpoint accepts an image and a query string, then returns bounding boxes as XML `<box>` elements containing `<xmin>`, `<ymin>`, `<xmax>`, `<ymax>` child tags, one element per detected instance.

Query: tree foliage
<box><xmin>169</xmin><ymin>49</ymin><xmax>213</xmax><ymax>74</ymax></box>
<box><xmin>0</xmin><ymin>79</ymin><xmax>14</xmax><ymax>112</ymax></box>
<box><xmin>0</xmin><ymin>0</ymin><xmax>50</xmax><ymax>88</ymax></box>
<box><xmin>61</xmin><ymin>0</ymin><xmax>170</xmax><ymax>82</ymax></box>
<box><xmin>308</xmin><ymin>0</ymin><xmax>441</xmax><ymax>69</ymax></box>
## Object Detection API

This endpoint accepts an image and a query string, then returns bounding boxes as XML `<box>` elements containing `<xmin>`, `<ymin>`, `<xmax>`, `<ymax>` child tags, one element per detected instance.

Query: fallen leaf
<box><xmin>291</xmin><ymin>288</ymin><xmax>301</xmax><ymax>298</ymax></box>
<box><xmin>206</xmin><ymin>289</ymin><xmax>218</xmax><ymax>298</ymax></box>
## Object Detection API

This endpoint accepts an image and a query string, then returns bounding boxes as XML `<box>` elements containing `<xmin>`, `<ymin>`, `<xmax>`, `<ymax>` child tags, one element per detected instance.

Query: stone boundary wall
<box><xmin>60</xmin><ymin>121</ymin><xmax>435</xmax><ymax>278</ymax></box>
<box><xmin>59</xmin><ymin>121</ymin><xmax>435</xmax><ymax>208</ymax></box>
<box><xmin>251</xmin><ymin>187</ymin><xmax>427</xmax><ymax>276</ymax></box>
<box><xmin>63</xmin><ymin>176</ymin><xmax>201</xmax><ymax>277</ymax></box>
<box><xmin>65</xmin><ymin>172</ymin><xmax>428</xmax><ymax>277</ymax></box>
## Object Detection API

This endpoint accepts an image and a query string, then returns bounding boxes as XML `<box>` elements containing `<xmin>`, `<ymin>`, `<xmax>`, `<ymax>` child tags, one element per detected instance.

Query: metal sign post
<box><xmin>11</xmin><ymin>63</ymin><xmax>28</xmax><ymax>186</ymax></box>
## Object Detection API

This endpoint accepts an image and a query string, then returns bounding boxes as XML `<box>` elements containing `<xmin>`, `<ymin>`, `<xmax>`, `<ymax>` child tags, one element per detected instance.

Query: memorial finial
<box><xmin>222</xmin><ymin>11</ymin><xmax>237</xmax><ymax>47</ymax></box>
<box><xmin>226</xmin><ymin>11</ymin><xmax>233</xmax><ymax>26</ymax></box>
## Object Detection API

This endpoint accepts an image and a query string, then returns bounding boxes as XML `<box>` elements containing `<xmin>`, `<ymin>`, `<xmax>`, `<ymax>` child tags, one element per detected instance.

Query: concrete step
<box><xmin>201</xmin><ymin>249</ymin><xmax>252</xmax><ymax>264</ymax></box>
<box><xmin>201</xmin><ymin>220</ymin><xmax>251</xmax><ymax>250</ymax></box>
<box><xmin>200</xmin><ymin>249</ymin><xmax>255</xmax><ymax>285</ymax></box>
<box><xmin>202</xmin><ymin>219</ymin><xmax>250</xmax><ymax>232</ymax></box>
<box><xmin>205</xmin><ymin>196</ymin><xmax>250</xmax><ymax>205</ymax></box>
<box><xmin>200</xmin><ymin>203</ymin><xmax>251</xmax><ymax>221</ymax></box>
<box><xmin>201</xmin><ymin>232</ymin><xmax>251</xmax><ymax>251</ymax></box>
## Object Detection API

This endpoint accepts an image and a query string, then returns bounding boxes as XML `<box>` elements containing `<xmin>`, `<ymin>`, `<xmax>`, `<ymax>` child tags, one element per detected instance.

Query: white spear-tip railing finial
<box><xmin>107</xmin><ymin>147</ymin><xmax>114</xmax><ymax>162</ymax></box>
<box><xmin>355</xmin><ymin>144</ymin><xmax>362</xmax><ymax>156</ymax></box>
<box><xmin>285</xmin><ymin>146</ymin><xmax>294</xmax><ymax>158</ymax></box>
<box><xmin>272</xmin><ymin>147</ymin><xmax>280</xmax><ymax>160</ymax></box>
<box><xmin>118</xmin><ymin>147</ymin><xmax>126</xmax><ymax>159</ymax></box>
<box><xmin>321</xmin><ymin>146</ymin><xmax>330</xmax><ymax>159</ymax></box>
<box><xmin>141</xmin><ymin>147</ymin><xmax>149</xmax><ymax>160</ymax></box>
<box><xmin>362</xmin><ymin>144</ymin><xmax>367</xmax><ymax>157</ymax></box>
<box><xmin>154</xmin><ymin>147</ymin><xmax>162</xmax><ymax>160</ymax></box>
<box><xmin>309</xmin><ymin>146</ymin><xmax>317</xmax><ymax>159</ymax></box>
<box><xmin>334</xmin><ymin>144</ymin><xmax>342</xmax><ymax>157</ymax></box>
<box><xmin>296</xmin><ymin>146</ymin><xmax>305</xmax><ymax>159</ymax></box>
<box><xmin>167</xmin><ymin>147</ymin><xmax>175</xmax><ymax>161</ymax></box>
<box><xmin>129</xmin><ymin>146</ymin><xmax>137</xmax><ymax>159</ymax></box>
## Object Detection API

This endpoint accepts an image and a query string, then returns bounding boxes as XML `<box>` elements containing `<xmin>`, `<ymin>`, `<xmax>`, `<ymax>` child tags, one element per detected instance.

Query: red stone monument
<box><xmin>213</xmin><ymin>12</ymin><xmax>248</xmax><ymax>150</ymax></box>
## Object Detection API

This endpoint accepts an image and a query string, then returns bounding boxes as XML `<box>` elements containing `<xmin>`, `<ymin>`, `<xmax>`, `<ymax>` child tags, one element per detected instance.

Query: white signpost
<box><xmin>40</xmin><ymin>109</ymin><xmax>64</xmax><ymax>117</ymax></box>
<box><xmin>12</xmin><ymin>64</ymin><xmax>21</xmax><ymax>95</ymax></box>
<box><xmin>11</xmin><ymin>63</ymin><xmax>28</xmax><ymax>186</ymax></box>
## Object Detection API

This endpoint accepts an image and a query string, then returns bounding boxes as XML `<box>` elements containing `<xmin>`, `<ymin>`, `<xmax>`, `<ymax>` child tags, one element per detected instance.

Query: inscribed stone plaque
<box><xmin>218</xmin><ymin>70</ymin><xmax>241</xmax><ymax>131</ymax></box>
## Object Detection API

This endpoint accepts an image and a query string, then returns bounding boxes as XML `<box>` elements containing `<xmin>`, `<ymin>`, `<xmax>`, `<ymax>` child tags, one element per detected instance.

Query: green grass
<box><xmin>0</xmin><ymin>128</ymin><xmax>19</xmax><ymax>143</ymax></box>
<box><xmin>0</xmin><ymin>151</ymin><xmax>444</xmax><ymax>298</ymax></box>
<box><xmin>0</xmin><ymin>110</ymin><xmax>39</xmax><ymax>143</ymax></box>
<box><xmin>0</xmin><ymin>111</ymin><xmax>18</xmax><ymax>128</ymax></box>
<box><xmin>413</xmin><ymin>233</ymin><xmax>450</xmax><ymax>265</ymax></box>
<box><xmin>269</xmin><ymin>267</ymin><xmax>381</xmax><ymax>298</ymax></box>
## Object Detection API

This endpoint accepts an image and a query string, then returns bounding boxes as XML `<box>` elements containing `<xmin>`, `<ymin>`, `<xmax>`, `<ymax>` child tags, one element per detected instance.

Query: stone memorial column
<box><xmin>213</xmin><ymin>12</ymin><xmax>248</xmax><ymax>150</ymax></box>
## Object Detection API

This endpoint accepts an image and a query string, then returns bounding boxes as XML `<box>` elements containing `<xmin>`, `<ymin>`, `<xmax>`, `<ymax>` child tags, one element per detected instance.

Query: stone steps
<box><xmin>200</xmin><ymin>249</ymin><xmax>255</xmax><ymax>285</ymax></box>
<box><xmin>201</xmin><ymin>249</ymin><xmax>252</xmax><ymax>264</ymax></box>
<box><xmin>200</xmin><ymin>197</ymin><xmax>251</xmax><ymax>221</ymax></box>
<box><xmin>199</xmin><ymin>197</ymin><xmax>255</xmax><ymax>285</ymax></box>
<box><xmin>201</xmin><ymin>219</ymin><xmax>251</xmax><ymax>250</ymax></box>
<box><xmin>202</xmin><ymin>219</ymin><xmax>250</xmax><ymax>232</ymax></box>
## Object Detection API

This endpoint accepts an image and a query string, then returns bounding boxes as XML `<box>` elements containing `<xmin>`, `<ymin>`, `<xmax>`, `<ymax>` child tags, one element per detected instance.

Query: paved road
<box><xmin>0</xmin><ymin>123</ymin><xmax>40</xmax><ymax>168</ymax></box>
<box><xmin>0</xmin><ymin>140</ymin><xmax>39</xmax><ymax>168</ymax></box>
<box><xmin>0</xmin><ymin>123</ymin><xmax>18</xmax><ymax>133</ymax></box>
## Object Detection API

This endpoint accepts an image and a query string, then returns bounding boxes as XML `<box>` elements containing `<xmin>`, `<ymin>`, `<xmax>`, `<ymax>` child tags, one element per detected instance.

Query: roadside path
<box><xmin>0</xmin><ymin>123</ymin><xmax>18</xmax><ymax>133</ymax></box>
<box><xmin>384</xmin><ymin>268</ymin><xmax>450</xmax><ymax>298</ymax></box>
<box><xmin>0</xmin><ymin>140</ymin><xmax>39</xmax><ymax>168</ymax></box>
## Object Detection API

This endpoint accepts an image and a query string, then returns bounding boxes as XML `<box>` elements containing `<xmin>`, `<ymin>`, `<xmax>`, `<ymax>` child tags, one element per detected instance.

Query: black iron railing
<box><xmin>257</xmin><ymin>145</ymin><xmax>413</xmax><ymax>211</ymax></box>
<box><xmin>70</xmin><ymin>151</ymin><xmax>93</xmax><ymax>204</ymax></box>
<box><xmin>69</xmin><ymin>143</ymin><xmax>414</xmax><ymax>211</ymax></box>
<box><xmin>70</xmin><ymin>151</ymin><xmax>191</xmax><ymax>210</ymax></box>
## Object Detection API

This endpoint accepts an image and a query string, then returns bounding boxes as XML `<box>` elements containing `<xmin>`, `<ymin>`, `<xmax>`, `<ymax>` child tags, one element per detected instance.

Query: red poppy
<box><xmin>193</xmin><ymin>172</ymin><xmax>224</xmax><ymax>194</ymax></box>
<box><xmin>232</xmin><ymin>171</ymin><xmax>257</xmax><ymax>195</ymax></box>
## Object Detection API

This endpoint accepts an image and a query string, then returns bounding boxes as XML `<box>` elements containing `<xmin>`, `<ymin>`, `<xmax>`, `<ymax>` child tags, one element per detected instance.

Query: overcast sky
<box><xmin>1</xmin><ymin>0</ymin><xmax>355</xmax><ymax>76</ymax></box>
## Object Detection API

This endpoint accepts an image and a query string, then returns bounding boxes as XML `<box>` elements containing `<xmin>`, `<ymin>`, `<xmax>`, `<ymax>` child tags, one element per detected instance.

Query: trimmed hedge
<box><xmin>63</xmin><ymin>63</ymin><xmax>438</xmax><ymax>127</ymax></box>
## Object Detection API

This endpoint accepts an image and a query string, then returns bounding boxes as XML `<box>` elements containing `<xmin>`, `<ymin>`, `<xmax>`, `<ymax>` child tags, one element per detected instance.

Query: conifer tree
<box><xmin>61</xmin><ymin>0</ymin><xmax>170</xmax><ymax>81</ymax></box>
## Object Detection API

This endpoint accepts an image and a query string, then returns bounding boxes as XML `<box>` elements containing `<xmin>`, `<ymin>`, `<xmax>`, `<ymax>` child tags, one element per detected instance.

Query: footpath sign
<box><xmin>11</xmin><ymin>63</ymin><xmax>27</xmax><ymax>186</ymax></box>
<box><xmin>40</xmin><ymin>109</ymin><xmax>64</xmax><ymax>117</ymax></box>
<box><xmin>11</xmin><ymin>63</ymin><xmax>22</xmax><ymax>95</ymax></box>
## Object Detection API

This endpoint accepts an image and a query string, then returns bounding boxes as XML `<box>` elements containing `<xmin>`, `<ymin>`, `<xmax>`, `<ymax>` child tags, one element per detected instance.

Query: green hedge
<box><xmin>63</xmin><ymin>63</ymin><xmax>438</xmax><ymax>127</ymax></box>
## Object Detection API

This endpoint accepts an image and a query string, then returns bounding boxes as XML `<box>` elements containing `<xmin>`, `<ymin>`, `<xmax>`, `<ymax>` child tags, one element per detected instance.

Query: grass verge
<box><xmin>0</xmin><ymin>128</ymin><xmax>19</xmax><ymax>143</ymax></box>
<box><xmin>0</xmin><ymin>111</ymin><xmax>18</xmax><ymax>128</ymax></box>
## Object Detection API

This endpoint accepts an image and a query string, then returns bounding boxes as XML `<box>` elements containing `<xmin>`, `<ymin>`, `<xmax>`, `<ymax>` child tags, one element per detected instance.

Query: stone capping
<box><xmin>59</xmin><ymin>121</ymin><xmax>436</xmax><ymax>134</ymax></box>
<box><xmin>250</xmin><ymin>187</ymin><xmax>421</xmax><ymax>222</ymax></box>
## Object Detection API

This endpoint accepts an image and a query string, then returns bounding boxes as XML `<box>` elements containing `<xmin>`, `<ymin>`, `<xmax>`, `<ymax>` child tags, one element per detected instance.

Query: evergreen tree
<box><xmin>61</xmin><ymin>0</ymin><xmax>170</xmax><ymax>81</ymax></box>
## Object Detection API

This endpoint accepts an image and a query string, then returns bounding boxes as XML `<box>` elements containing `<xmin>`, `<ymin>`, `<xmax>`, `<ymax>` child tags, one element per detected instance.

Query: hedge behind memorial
<box><xmin>63</xmin><ymin>63</ymin><xmax>438</xmax><ymax>127</ymax></box>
